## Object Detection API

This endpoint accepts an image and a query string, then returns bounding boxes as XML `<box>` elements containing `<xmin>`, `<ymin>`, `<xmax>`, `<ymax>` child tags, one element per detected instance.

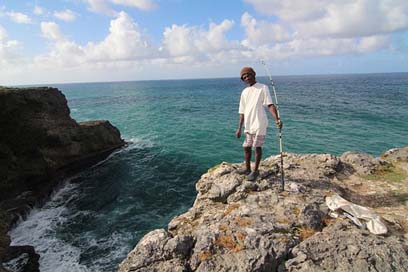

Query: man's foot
<box><xmin>237</xmin><ymin>168</ymin><xmax>251</xmax><ymax>175</ymax></box>
<box><xmin>247</xmin><ymin>170</ymin><xmax>259</xmax><ymax>181</ymax></box>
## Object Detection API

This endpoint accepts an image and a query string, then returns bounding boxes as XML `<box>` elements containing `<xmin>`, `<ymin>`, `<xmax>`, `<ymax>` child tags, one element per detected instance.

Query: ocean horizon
<box><xmin>10</xmin><ymin>71</ymin><xmax>408</xmax><ymax>88</ymax></box>
<box><xmin>8</xmin><ymin>72</ymin><xmax>408</xmax><ymax>271</ymax></box>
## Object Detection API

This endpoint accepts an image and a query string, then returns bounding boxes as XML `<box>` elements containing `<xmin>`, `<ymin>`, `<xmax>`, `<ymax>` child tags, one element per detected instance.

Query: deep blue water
<box><xmin>9</xmin><ymin>73</ymin><xmax>408</xmax><ymax>271</ymax></box>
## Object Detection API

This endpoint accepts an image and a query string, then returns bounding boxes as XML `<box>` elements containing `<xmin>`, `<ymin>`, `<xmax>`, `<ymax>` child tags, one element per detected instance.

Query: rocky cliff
<box><xmin>0</xmin><ymin>86</ymin><xmax>125</xmax><ymax>271</ymax></box>
<box><xmin>118</xmin><ymin>147</ymin><xmax>408</xmax><ymax>272</ymax></box>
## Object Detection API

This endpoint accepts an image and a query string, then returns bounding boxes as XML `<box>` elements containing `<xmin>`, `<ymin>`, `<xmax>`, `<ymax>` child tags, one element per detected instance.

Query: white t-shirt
<box><xmin>239</xmin><ymin>82</ymin><xmax>273</xmax><ymax>136</ymax></box>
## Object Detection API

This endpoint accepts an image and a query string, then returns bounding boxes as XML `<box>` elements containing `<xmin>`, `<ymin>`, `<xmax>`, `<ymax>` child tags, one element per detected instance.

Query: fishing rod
<box><xmin>260</xmin><ymin>60</ymin><xmax>285</xmax><ymax>191</ymax></box>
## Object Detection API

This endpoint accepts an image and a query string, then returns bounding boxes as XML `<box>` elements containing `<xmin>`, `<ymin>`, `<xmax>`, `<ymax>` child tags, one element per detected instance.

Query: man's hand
<box><xmin>276</xmin><ymin>119</ymin><xmax>283</xmax><ymax>130</ymax></box>
<box><xmin>236</xmin><ymin>128</ymin><xmax>241</xmax><ymax>138</ymax></box>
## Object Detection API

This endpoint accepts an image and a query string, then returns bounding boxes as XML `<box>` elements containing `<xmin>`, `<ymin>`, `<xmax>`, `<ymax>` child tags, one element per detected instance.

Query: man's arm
<box><xmin>236</xmin><ymin>114</ymin><xmax>244</xmax><ymax>138</ymax></box>
<box><xmin>268</xmin><ymin>104</ymin><xmax>283</xmax><ymax>129</ymax></box>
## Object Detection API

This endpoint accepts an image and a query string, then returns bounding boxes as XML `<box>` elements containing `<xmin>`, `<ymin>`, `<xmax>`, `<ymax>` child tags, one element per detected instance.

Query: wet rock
<box><xmin>0</xmin><ymin>86</ymin><xmax>125</xmax><ymax>267</ymax></box>
<box><xmin>0</xmin><ymin>209</ymin><xmax>11</xmax><ymax>269</ymax></box>
<box><xmin>3</xmin><ymin>245</ymin><xmax>40</xmax><ymax>272</ymax></box>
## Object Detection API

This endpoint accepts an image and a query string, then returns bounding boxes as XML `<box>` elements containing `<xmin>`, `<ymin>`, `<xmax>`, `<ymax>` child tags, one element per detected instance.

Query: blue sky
<box><xmin>0</xmin><ymin>0</ymin><xmax>407</xmax><ymax>85</ymax></box>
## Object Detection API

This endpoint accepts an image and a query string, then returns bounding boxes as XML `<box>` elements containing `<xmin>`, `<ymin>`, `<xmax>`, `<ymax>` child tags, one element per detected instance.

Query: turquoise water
<box><xmin>9</xmin><ymin>73</ymin><xmax>408</xmax><ymax>271</ymax></box>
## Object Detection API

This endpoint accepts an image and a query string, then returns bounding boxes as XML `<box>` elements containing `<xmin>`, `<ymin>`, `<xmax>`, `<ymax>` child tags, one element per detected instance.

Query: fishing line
<box><xmin>260</xmin><ymin>60</ymin><xmax>285</xmax><ymax>191</ymax></box>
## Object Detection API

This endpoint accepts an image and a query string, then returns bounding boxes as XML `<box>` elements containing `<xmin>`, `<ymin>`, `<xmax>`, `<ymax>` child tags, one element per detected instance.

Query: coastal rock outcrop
<box><xmin>119</xmin><ymin>147</ymin><xmax>408</xmax><ymax>272</ymax></box>
<box><xmin>0</xmin><ymin>86</ymin><xmax>125</xmax><ymax>271</ymax></box>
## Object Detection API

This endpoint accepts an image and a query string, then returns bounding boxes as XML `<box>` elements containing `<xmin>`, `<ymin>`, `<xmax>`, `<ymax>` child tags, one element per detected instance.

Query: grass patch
<box><xmin>276</xmin><ymin>217</ymin><xmax>291</xmax><ymax>225</ymax></box>
<box><xmin>322</xmin><ymin>217</ymin><xmax>337</xmax><ymax>226</ymax></box>
<box><xmin>293</xmin><ymin>207</ymin><xmax>301</xmax><ymax>217</ymax></box>
<box><xmin>214</xmin><ymin>234</ymin><xmax>236</xmax><ymax>250</ymax></box>
<box><xmin>236</xmin><ymin>232</ymin><xmax>247</xmax><ymax>241</ymax></box>
<box><xmin>224</xmin><ymin>203</ymin><xmax>240</xmax><ymax>215</ymax></box>
<box><xmin>296</xmin><ymin>227</ymin><xmax>318</xmax><ymax>241</ymax></box>
<box><xmin>362</xmin><ymin>164</ymin><xmax>407</xmax><ymax>183</ymax></box>
<box><xmin>214</xmin><ymin>234</ymin><xmax>245</xmax><ymax>252</ymax></box>
<box><xmin>233</xmin><ymin>217</ymin><xmax>252</xmax><ymax>227</ymax></box>
<box><xmin>394</xmin><ymin>193</ymin><xmax>408</xmax><ymax>202</ymax></box>
<box><xmin>198</xmin><ymin>250</ymin><xmax>213</xmax><ymax>261</ymax></box>
<box><xmin>218</xmin><ymin>224</ymin><xmax>229</xmax><ymax>231</ymax></box>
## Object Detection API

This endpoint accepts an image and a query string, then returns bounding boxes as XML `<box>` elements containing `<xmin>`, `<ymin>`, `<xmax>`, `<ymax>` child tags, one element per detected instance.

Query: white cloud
<box><xmin>7</xmin><ymin>11</ymin><xmax>33</xmax><ymax>24</ymax></box>
<box><xmin>37</xmin><ymin>12</ymin><xmax>155</xmax><ymax>67</ymax></box>
<box><xmin>244</xmin><ymin>0</ymin><xmax>408</xmax><ymax>38</ymax></box>
<box><xmin>84</xmin><ymin>0</ymin><xmax>157</xmax><ymax>16</ymax></box>
<box><xmin>41</xmin><ymin>22</ymin><xmax>64</xmax><ymax>41</ymax></box>
<box><xmin>33</xmin><ymin>14</ymin><xmax>242</xmax><ymax>77</ymax></box>
<box><xmin>248</xmin><ymin>35</ymin><xmax>391</xmax><ymax>61</ymax></box>
<box><xmin>38</xmin><ymin>22</ymin><xmax>85</xmax><ymax>66</ymax></box>
<box><xmin>357</xmin><ymin>35</ymin><xmax>389</xmax><ymax>52</ymax></box>
<box><xmin>161</xmin><ymin>20</ymin><xmax>241</xmax><ymax>63</ymax></box>
<box><xmin>244</xmin><ymin>0</ymin><xmax>326</xmax><ymax>21</ymax></box>
<box><xmin>54</xmin><ymin>9</ymin><xmax>77</xmax><ymax>22</ymax></box>
<box><xmin>33</xmin><ymin>5</ymin><xmax>45</xmax><ymax>15</ymax></box>
<box><xmin>1</xmin><ymin>1</ymin><xmax>406</xmax><ymax>85</ymax></box>
<box><xmin>86</xmin><ymin>11</ymin><xmax>156</xmax><ymax>61</ymax></box>
<box><xmin>241</xmin><ymin>12</ymin><xmax>291</xmax><ymax>47</ymax></box>
<box><xmin>291</xmin><ymin>0</ymin><xmax>408</xmax><ymax>39</ymax></box>
<box><xmin>239</xmin><ymin>1</ymin><xmax>408</xmax><ymax>61</ymax></box>
<box><xmin>35</xmin><ymin>3</ymin><xmax>396</xmax><ymax>72</ymax></box>
<box><xmin>111</xmin><ymin>0</ymin><xmax>157</xmax><ymax>11</ymax></box>
<box><xmin>0</xmin><ymin>24</ymin><xmax>21</xmax><ymax>65</ymax></box>
<box><xmin>84</xmin><ymin>0</ymin><xmax>118</xmax><ymax>16</ymax></box>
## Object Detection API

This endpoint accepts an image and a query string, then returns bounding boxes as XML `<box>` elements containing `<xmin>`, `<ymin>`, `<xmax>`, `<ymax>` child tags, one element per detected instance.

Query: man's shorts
<box><xmin>243</xmin><ymin>133</ymin><xmax>265</xmax><ymax>148</ymax></box>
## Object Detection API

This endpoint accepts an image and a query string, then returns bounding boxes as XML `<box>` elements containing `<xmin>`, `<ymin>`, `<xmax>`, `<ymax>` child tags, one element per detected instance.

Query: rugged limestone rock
<box><xmin>118</xmin><ymin>229</ymin><xmax>194</xmax><ymax>272</ymax></box>
<box><xmin>0</xmin><ymin>86</ymin><xmax>125</xmax><ymax>271</ymax></box>
<box><xmin>119</xmin><ymin>148</ymin><xmax>408</xmax><ymax>272</ymax></box>
<box><xmin>286</xmin><ymin>220</ymin><xmax>408</xmax><ymax>272</ymax></box>
<box><xmin>340</xmin><ymin>151</ymin><xmax>388</xmax><ymax>175</ymax></box>
<box><xmin>382</xmin><ymin>147</ymin><xmax>408</xmax><ymax>162</ymax></box>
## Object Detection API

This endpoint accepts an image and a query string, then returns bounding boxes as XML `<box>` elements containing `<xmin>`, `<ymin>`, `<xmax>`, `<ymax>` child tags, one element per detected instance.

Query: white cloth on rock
<box><xmin>326</xmin><ymin>193</ymin><xmax>387</xmax><ymax>235</ymax></box>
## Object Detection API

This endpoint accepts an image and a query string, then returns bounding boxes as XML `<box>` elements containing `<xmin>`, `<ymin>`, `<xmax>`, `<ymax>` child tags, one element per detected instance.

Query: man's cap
<box><xmin>240</xmin><ymin>67</ymin><xmax>256</xmax><ymax>79</ymax></box>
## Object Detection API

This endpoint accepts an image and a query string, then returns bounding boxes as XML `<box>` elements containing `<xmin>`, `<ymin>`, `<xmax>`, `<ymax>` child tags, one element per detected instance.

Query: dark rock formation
<box><xmin>2</xmin><ymin>246</ymin><xmax>40</xmax><ymax>272</ymax></box>
<box><xmin>118</xmin><ymin>147</ymin><xmax>408</xmax><ymax>272</ymax></box>
<box><xmin>0</xmin><ymin>86</ymin><xmax>125</xmax><ymax>271</ymax></box>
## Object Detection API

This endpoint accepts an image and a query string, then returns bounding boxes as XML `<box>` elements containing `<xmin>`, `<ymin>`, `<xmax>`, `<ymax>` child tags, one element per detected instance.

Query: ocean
<box><xmin>8</xmin><ymin>73</ymin><xmax>408</xmax><ymax>271</ymax></box>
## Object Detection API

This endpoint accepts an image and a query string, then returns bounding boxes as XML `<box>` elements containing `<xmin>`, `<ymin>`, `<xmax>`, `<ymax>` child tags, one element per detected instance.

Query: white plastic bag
<box><xmin>326</xmin><ymin>193</ymin><xmax>387</xmax><ymax>235</ymax></box>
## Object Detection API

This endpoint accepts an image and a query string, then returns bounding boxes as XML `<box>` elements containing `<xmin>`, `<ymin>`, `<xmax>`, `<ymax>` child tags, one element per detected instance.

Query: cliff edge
<box><xmin>0</xmin><ymin>86</ymin><xmax>125</xmax><ymax>271</ymax></box>
<box><xmin>119</xmin><ymin>147</ymin><xmax>408</xmax><ymax>272</ymax></box>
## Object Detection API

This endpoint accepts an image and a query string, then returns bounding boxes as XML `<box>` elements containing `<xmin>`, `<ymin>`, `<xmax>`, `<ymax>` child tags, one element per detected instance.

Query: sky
<box><xmin>0</xmin><ymin>0</ymin><xmax>407</xmax><ymax>85</ymax></box>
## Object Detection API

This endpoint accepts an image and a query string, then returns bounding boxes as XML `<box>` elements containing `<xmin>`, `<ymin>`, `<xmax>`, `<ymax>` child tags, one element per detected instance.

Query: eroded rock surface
<box><xmin>119</xmin><ymin>148</ymin><xmax>408</xmax><ymax>272</ymax></box>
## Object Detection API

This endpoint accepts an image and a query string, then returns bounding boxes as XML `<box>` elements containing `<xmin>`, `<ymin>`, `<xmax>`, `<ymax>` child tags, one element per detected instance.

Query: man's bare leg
<box><xmin>247</xmin><ymin>147</ymin><xmax>261</xmax><ymax>181</ymax></box>
<box><xmin>254</xmin><ymin>147</ymin><xmax>262</xmax><ymax>172</ymax></box>
<box><xmin>244</xmin><ymin>147</ymin><xmax>252</xmax><ymax>171</ymax></box>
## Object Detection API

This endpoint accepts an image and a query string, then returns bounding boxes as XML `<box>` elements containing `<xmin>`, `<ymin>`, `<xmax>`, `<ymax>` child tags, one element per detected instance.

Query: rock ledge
<box><xmin>119</xmin><ymin>148</ymin><xmax>408</xmax><ymax>272</ymax></box>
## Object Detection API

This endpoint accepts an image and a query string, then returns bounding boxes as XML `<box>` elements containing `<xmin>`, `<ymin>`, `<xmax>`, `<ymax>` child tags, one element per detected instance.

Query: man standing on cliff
<box><xmin>236</xmin><ymin>67</ymin><xmax>283</xmax><ymax>181</ymax></box>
